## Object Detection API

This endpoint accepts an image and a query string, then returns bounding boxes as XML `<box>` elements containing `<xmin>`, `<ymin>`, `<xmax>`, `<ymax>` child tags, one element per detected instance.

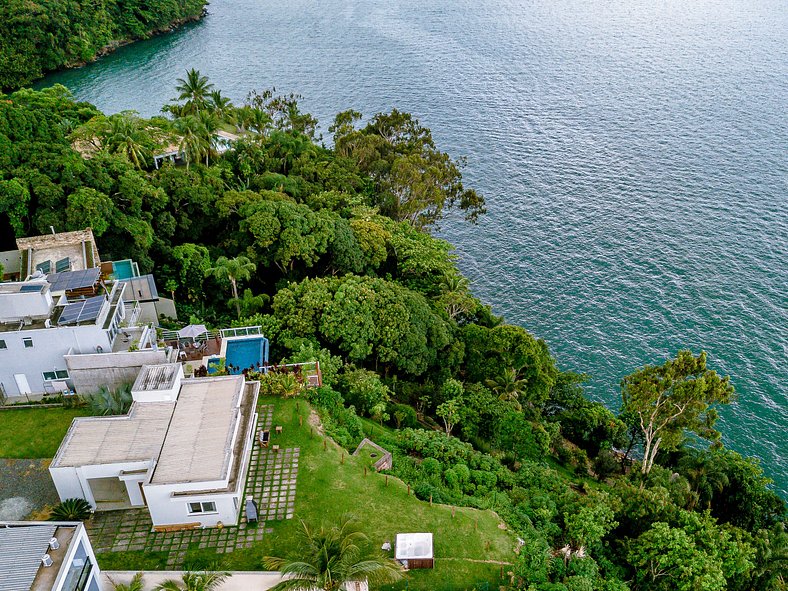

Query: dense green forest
<box><xmin>0</xmin><ymin>79</ymin><xmax>785</xmax><ymax>590</ymax></box>
<box><xmin>0</xmin><ymin>0</ymin><xmax>207</xmax><ymax>90</ymax></box>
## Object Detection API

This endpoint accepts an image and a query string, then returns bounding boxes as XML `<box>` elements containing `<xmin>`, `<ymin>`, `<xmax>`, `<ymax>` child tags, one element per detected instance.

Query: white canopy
<box><xmin>395</xmin><ymin>532</ymin><xmax>433</xmax><ymax>560</ymax></box>
<box><xmin>178</xmin><ymin>324</ymin><xmax>208</xmax><ymax>340</ymax></box>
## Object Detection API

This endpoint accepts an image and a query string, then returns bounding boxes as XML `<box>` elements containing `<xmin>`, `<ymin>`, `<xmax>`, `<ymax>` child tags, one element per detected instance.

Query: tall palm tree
<box><xmin>208</xmin><ymin>90</ymin><xmax>235</xmax><ymax>124</ymax></box>
<box><xmin>485</xmin><ymin>367</ymin><xmax>528</xmax><ymax>411</ymax></box>
<box><xmin>749</xmin><ymin>522</ymin><xmax>788</xmax><ymax>591</ymax></box>
<box><xmin>110</xmin><ymin>572</ymin><xmax>144</xmax><ymax>591</ymax></box>
<box><xmin>198</xmin><ymin>110</ymin><xmax>221</xmax><ymax>165</ymax></box>
<box><xmin>175</xmin><ymin>116</ymin><xmax>209</xmax><ymax>168</ymax></box>
<box><xmin>104</xmin><ymin>113</ymin><xmax>149</xmax><ymax>168</ymax></box>
<box><xmin>174</xmin><ymin>69</ymin><xmax>214</xmax><ymax>115</ymax></box>
<box><xmin>206</xmin><ymin>256</ymin><xmax>257</xmax><ymax>318</ymax></box>
<box><xmin>264</xmin><ymin>516</ymin><xmax>403</xmax><ymax>591</ymax></box>
<box><xmin>154</xmin><ymin>570</ymin><xmax>228</xmax><ymax>591</ymax></box>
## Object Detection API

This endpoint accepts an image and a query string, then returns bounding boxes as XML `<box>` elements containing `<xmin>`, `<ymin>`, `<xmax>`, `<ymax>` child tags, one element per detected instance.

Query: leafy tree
<box><xmin>263</xmin><ymin>515</ymin><xmax>403</xmax><ymax>590</ymax></box>
<box><xmin>620</xmin><ymin>350</ymin><xmax>734</xmax><ymax>475</ymax></box>
<box><xmin>172</xmin><ymin>243</ymin><xmax>212</xmax><ymax>303</ymax></box>
<box><xmin>65</xmin><ymin>187</ymin><xmax>114</xmax><ymax>235</ymax></box>
<box><xmin>0</xmin><ymin>178</ymin><xmax>30</xmax><ymax>236</ymax></box>
<box><xmin>206</xmin><ymin>255</ymin><xmax>257</xmax><ymax>318</ymax></box>
<box><xmin>229</xmin><ymin>288</ymin><xmax>268</xmax><ymax>318</ymax></box>
<box><xmin>436</xmin><ymin>397</ymin><xmax>461</xmax><ymax>436</ymax></box>
<box><xmin>339</xmin><ymin>368</ymin><xmax>390</xmax><ymax>417</ymax></box>
<box><xmin>563</xmin><ymin>492</ymin><xmax>619</xmax><ymax>549</ymax></box>
<box><xmin>749</xmin><ymin>522</ymin><xmax>788</xmax><ymax>591</ymax></box>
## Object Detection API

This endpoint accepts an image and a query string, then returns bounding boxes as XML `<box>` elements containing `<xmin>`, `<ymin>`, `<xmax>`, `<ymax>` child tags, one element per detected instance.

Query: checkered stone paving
<box><xmin>84</xmin><ymin>408</ymin><xmax>297</xmax><ymax>569</ymax></box>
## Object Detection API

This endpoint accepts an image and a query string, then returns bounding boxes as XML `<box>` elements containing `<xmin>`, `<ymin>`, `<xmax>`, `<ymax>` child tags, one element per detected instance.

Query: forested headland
<box><xmin>0</xmin><ymin>77</ymin><xmax>785</xmax><ymax>590</ymax></box>
<box><xmin>0</xmin><ymin>0</ymin><xmax>207</xmax><ymax>90</ymax></box>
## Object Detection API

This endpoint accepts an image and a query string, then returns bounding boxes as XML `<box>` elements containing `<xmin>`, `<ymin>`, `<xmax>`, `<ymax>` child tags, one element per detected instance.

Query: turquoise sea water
<box><xmin>40</xmin><ymin>0</ymin><xmax>788</xmax><ymax>495</ymax></box>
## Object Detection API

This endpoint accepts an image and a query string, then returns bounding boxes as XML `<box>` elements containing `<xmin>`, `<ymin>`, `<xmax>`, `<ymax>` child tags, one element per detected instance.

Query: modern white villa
<box><xmin>0</xmin><ymin>520</ymin><xmax>103</xmax><ymax>591</ymax></box>
<box><xmin>0</xmin><ymin>229</ymin><xmax>176</xmax><ymax>401</ymax></box>
<box><xmin>50</xmin><ymin>363</ymin><xmax>260</xmax><ymax>529</ymax></box>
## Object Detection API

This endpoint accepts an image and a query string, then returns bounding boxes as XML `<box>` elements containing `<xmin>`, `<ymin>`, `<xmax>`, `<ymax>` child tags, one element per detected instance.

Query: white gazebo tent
<box><xmin>395</xmin><ymin>532</ymin><xmax>434</xmax><ymax>569</ymax></box>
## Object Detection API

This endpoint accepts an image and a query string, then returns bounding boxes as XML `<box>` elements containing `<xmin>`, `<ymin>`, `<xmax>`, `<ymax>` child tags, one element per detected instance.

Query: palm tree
<box><xmin>104</xmin><ymin>112</ymin><xmax>150</xmax><ymax>168</ymax></box>
<box><xmin>110</xmin><ymin>572</ymin><xmax>144</xmax><ymax>591</ymax></box>
<box><xmin>485</xmin><ymin>367</ymin><xmax>528</xmax><ymax>410</ymax></box>
<box><xmin>50</xmin><ymin>498</ymin><xmax>92</xmax><ymax>521</ymax></box>
<box><xmin>175</xmin><ymin>116</ymin><xmax>210</xmax><ymax>168</ymax></box>
<box><xmin>208</xmin><ymin>90</ymin><xmax>235</xmax><ymax>124</ymax></box>
<box><xmin>198</xmin><ymin>110</ymin><xmax>221</xmax><ymax>165</ymax></box>
<box><xmin>87</xmin><ymin>384</ymin><xmax>133</xmax><ymax>416</ymax></box>
<box><xmin>264</xmin><ymin>516</ymin><xmax>403</xmax><ymax>590</ymax></box>
<box><xmin>154</xmin><ymin>570</ymin><xmax>228</xmax><ymax>591</ymax></box>
<box><xmin>749</xmin><ymin>522</ymin><xmax>788</xmax><ymax>590</ymax></box>
<box><xmin>174</xmin><ymin>69</ymin><xmax>214</xmax><ymax>115</ymax></box>
<box><xmin>677</xmin><ymin>449</ymin><xmax>729</xmax><ymax>510</ymax></box>
<box><xmin>228</xmin><ymin>288</ymin><xmax>268</xmax><ymax>317</ymax></box>
<box><xmin>206</xmin><ymin>256</ymin><xmax>257</xmax><ymax>318</ymax></box>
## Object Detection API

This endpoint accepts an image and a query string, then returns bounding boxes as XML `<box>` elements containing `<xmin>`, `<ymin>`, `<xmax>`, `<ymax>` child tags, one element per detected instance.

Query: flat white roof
<box><xmin>395</xmin><ymin>533</ymin><xmax>433</xmax><ymax>560</ymax></box>
<box><xmin>149</xmin><ymin>376</ymin><xmax>244</xmax><ymax>485</ymax></box>
<box><xmin>52</xmin><ymin>402</ymin><xmax>175</xmax><ymax>468</ymax></box>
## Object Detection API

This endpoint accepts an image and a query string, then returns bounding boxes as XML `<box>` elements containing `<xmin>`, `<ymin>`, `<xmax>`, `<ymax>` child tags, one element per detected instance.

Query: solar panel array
<box><xmin>58</xmin><ymin>295</ymin><xmax>106</xmax><ymax>325</ymax></box>
<box><xmin>47</xmin><ymin>267</ymin><xmax>101</xmax><ymax>292</ymax></box>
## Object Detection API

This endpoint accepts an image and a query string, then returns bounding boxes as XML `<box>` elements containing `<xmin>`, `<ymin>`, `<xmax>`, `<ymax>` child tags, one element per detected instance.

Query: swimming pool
<box><xmin>216</xmin><ymin>337</ymin><xmax>269</xmax><ymax>375</ymax></box>
<box><xmin>112</xmin><ymin>259</ymin><xmax>138</xmax><ymax>280</ymax></box>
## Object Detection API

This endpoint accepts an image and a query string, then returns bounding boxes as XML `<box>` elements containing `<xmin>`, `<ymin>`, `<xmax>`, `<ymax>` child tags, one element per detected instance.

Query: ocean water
<box><xmin>39</xmin><ymin>0</ymin><xmax>788</xmax><ymax>495</ymax></box>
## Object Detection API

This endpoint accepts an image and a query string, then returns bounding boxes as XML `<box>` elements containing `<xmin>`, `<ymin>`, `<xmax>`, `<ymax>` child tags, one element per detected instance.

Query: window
<box><xmin>188</xmin><ymin>501</ymin><xmax>217</xmax><ymax>514</ymax></box>
<box><xmin>0</xmin><ymin>340</ymin><xmax>6</xmax><ymax>350</ymax></box>
<box><xmin>36</xmin><ymin>260</ymin><xmax>51</xmax><ymax>274</ymax></box>
<box><xmin>55</xmin><ymin>257</ymin><xmax>71</xmax><ymax>273</ymax></box>
<box><xmin>23</xmin><ymin>337</ymin><xmax>33</xmax><ymax>348</ymax></box>
<box><xmin>43</xmin><ymin>370</ymin><xmax>69</xmax><ymax>381</ymax></box>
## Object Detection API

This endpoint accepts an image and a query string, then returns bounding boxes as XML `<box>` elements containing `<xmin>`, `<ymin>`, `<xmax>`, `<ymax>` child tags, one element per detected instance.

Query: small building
<box><xmin>0</xmin><ymin>520</ymin><xmax>103</xmax><ymax>591</ymax></box>
<box><xmin>50</xmin><ymin>365</ymin><xmax>260</xmax><ymax>529</ymax></box>
<box><xmin>395</xmin><ymin>533</ymin><xmax>434</xmax><ymax>569</ymax></box>
<box><xmin>213</xmin><ymin>130</ymin><xmax>241</xmax><ymax>154</ymax></box>
<box><xmin>16</xmin><ymin>229</ymin><xmax>101</xmax><ymax>277</ymax></box>
<box><xmin>152</xmin><ymin>144</ymin><xmax>185</xmax><ymax>169</ymax></box>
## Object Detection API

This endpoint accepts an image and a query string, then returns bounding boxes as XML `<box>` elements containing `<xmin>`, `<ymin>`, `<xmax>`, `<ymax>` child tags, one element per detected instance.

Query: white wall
<box><xmin>144</xmin><ymin>480</ymin><xmax>241</xmax><ymax>528</ymax></box>
<box><xmin>50</xmin><ymin>461</ymin><xmax>153</xmax><ymax>508</ymax></box>
<box><xmin>1</xmin><ymin>324</ymin><xmax>113</xmax><ymax>396</ymax></box>
<box><xmin>66</xmin><ymin>349</ymin><xmax>170</xmax><ymax>395</ymax></box>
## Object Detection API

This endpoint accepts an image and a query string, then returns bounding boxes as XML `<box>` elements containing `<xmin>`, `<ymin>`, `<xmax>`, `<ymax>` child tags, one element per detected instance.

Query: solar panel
<box><xmin>58</xmin><ymin>295</ymin><xmax>106</xmax><ymax>325</ymax></box>
<box><xmin>19</xmin><ymin>284</ymin><xmax>44</xmax><ymax>293</ymax></box>
<box><xmin>47</xmin><ymin>268</ymin><xmax>101</xmax><ymax>292</ymax></box>
<box><xmin>55</xmin><ymin>257</ymin><xmax>71</xmax><ymax>273</ymax></box>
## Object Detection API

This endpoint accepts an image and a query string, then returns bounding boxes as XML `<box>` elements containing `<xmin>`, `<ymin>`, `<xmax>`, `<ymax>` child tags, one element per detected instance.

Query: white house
<box><xmin>0</xmin><ymin>276</ymin><xmax>168</xmax><ymax>401</ymax></box>
<box><xmin>50</xmin><ymin>365</ymin><xmax>260</xmax><ymax>529</ymax></box>
<box><xmin>0</xmin><ymin>520</ymin><xmax>103</xmax><ymax>591</ymax></box>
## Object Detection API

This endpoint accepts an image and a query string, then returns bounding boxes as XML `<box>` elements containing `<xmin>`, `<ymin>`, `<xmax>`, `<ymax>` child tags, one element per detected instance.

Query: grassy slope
<box><xmin>0</xmin><ymin>407</ymin><xmax>90</xmax><ymax>458</ymax></box>
<box><xmin>99</xmin><ymin>397</ymin><xmax>516</xmax><ymax>590</ymax></box>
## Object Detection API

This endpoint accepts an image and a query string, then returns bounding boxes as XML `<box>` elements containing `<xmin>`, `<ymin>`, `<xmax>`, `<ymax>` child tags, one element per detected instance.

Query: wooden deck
<box><xmin>166</xmin><ymin>338</ymin><xmax>222</xmax><ymax>363</ymax></box>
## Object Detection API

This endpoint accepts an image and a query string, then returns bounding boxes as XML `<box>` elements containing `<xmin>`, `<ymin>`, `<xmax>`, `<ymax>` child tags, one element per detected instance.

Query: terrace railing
<box><xmin>220</xmin><ymin>325</ymin><xmax>262</xmax><ymax>338</ymax></box>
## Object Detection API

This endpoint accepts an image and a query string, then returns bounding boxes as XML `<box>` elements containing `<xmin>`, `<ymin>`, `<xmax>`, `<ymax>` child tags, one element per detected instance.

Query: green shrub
<box><xmin>50</xmin><ymin>498</ymin><xmax>92</xmax><ymax>521</ymax></box>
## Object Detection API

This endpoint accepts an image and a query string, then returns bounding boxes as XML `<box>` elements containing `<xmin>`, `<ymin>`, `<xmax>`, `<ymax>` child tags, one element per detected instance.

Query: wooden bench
<box><xmin>258</xmin><ymin>430</ymin><xmax>270</xmax><ymax>447</ymax></box>
<box><xmin>153</xmin><ymin>522</ymin><xmax>201</xmax><ymax>533</ymax></box>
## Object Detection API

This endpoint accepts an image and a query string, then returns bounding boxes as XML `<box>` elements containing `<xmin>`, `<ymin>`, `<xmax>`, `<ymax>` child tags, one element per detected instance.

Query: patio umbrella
<box><xmin>178</xmin><ymin>324</ymin><xmax>208</xmax><ymax>342</ymax></box>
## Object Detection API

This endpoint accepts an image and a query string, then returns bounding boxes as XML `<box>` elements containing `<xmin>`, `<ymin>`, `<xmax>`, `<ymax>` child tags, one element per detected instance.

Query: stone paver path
<box><xmin>85</xmin><ymin>406</ymin><xmax>299</xmax><ymax>569</ymax></box>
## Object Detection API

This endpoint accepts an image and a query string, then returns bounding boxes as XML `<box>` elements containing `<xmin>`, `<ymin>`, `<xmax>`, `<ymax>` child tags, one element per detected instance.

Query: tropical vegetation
<box><xmin>0</xmin><ymin>0</ymin><xmax>207</xmax><ymax>90</ymax></box>
<box><xmin>0</xmin><ymin>76</ymin><xmax>784</xmax><ymax>590</ymax></box>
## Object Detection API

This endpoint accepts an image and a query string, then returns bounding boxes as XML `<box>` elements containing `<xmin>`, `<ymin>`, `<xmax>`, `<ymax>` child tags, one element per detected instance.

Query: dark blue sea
<box><xmin>41</xmin><ymin>0</ymin><xmax>788</xmax><ymax>495</ymax></box>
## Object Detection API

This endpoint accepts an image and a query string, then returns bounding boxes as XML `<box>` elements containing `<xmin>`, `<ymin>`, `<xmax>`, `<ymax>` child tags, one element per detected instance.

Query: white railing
<box><xmin>221</xmin><ymin>326</ymin><xmax>262</xmax><ymax>338</ymax></box>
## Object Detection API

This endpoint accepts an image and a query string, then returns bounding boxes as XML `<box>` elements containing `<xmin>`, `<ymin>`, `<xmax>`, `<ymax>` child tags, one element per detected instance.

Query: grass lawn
<box><xmin>0</xmin><ymin>407</ymin><xmax>90</xmax><ymax>458</ymax></box>
<box><xmin>180</xmin><ymin>397</ymin><xmax>516</xmax><ymax>590</ymax></box>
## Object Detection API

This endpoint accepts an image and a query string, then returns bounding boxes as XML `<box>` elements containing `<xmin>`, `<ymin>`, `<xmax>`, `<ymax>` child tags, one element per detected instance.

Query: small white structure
<box><xmin>395</xmin><ymin>533</ymin><xmax>434</xmax><ymax>569</ymax></box>
<box><xmin>0</xmin><ymin>521</ymin><xmax>103</xmax><ymax>591</ymax></box>
<box><xmin>50</xmin><ymin>364</ymin><xmax>259</xmax><ymax>529</ymax></box>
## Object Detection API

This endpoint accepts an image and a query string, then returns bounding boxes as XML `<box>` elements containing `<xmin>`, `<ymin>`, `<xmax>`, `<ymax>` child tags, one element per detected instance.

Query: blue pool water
<box><xmin>112</xmin><ymin>260</ymin><xmax>136</xmax><ymax>280</ymax></box>
<box><xmin>213</xmin><ymin>337</ymin><xmax>268</xmax><ymax>375</ymax></box>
